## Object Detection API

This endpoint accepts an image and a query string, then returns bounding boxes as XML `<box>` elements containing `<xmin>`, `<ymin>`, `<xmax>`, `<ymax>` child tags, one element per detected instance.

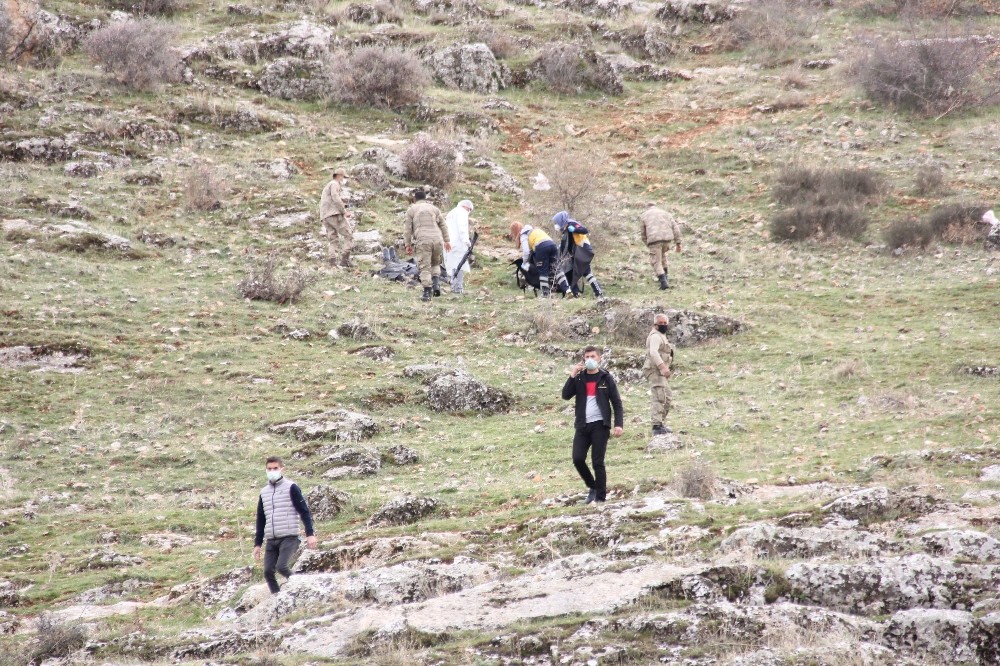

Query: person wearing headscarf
<box><xmin>444</xmin><ymin>200</ymin><xmax>474</xmax><ymax>294</ymax></box>
<box><xmin>552</xmin><ymin>211</ymin><xmax>604</xmax><ymax>298</ymax></box>
<box><xmin>509</xmin><ymin>221</ymin><xmax>567</xmax><ymax>298</ymax></box>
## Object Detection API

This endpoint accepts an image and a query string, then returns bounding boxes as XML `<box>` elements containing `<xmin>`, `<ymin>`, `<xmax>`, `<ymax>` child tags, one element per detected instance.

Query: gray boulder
<box><xmin>719</xmin><ymin>523</ymin><xmax>894</xmax><ymax>559</ymax></box>
<box><xmin>475</xmin><ymin>158</ymin><xmax>523</xmax><ymax>198</ymax></box>
<box><xmin>367</xmin><ymin>495</ymin><xmax>438</xmax><ymax>527</ymax></box>
<box><xmin>296</xmin><ymin>536</ymin><xmax>442</xmax><ymax>573</ymax></box>
<box><xmin>381</xmin><ymin>444</ymin><xmax>419</xmax><ymax>465</ymax></box>
<box><xmin>306</xmin><ymin>485</ymin><xmax>351</xmax><ymax>520</ymax></box>
<box><xmin>918</xmin><ymin>530</ymin><xmax>1000</xmax><ymax>563</ymax></box>
<box><xmin>424</xmin><ymin>369</ymin><xmax>512</xmax><ymax>414</ymax></box>
<box><xmin>257</xmin><ymin>57</ymin><xmax>329</xmax><ymax>101</ymax></box>
<box><xmin>349</xmin><ymin>163</ymin><xmax>391</xmax><ymax>191</ymax></box>
<box><xmin>0</xmin><ymin>136</ymin><xmax>76</xmax><ymax>162</ymax></box>
<box><xmin>654</xmin><ymin>0</ymin><xmax>744</xmax><ymax>22</ymax></box>
<box><xmin>319</xmin><ymin>445</ymin><xmax>381</xmax><ymax>479</ymax></box>
<box><xmin>350</xmin><ymin>344</ymin><xmax>394</xmax><ymax>361</ymax></box>
<box><xmin>823</xmin><ymin>487</ymin><xmax>937</xmax><ymax>524</ymax></box>
<box><xmin>785</xmin><ymin>554</ymin><xmax>1000</xmax><ymax>615</ymax></box>
<box><xmin>882</xmin><ymin>609</ymin><xmax>977</xmax><ymax>664</ymax></box>
<box><xmin>335</xmin><ymin>319</ymin><xmax>379</xmax><ymax>340</ymax></box>
<box><xmin>360</xmin><ymin>146</ymin><xmax>407</xmax><ymax>179</ymax></box>
<box><xmin>597</xmin><ymin>301</ymin><xmax>744</xmax><ymax>347</ymax></box>
<box><xmin>428</xmin><ymin>43</ymin><xmax>510</xmax><ymax>93</ymax></box>
<box><xmin>268</xmin><ymin>409</ymin><xmax>380</xmax><ymax>442</ymax></box>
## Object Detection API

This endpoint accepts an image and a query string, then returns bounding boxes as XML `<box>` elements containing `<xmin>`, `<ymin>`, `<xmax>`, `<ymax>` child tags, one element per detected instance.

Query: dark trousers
<box><xmin>572</xmin><ymin>421</ymin><xmax>610</xmax><ymax>501</ymax></box>
<box><xmin>533</xmin><ymin>240</ymin><xmax>559</xmax><ymax>283</ymax></box>
<box><xmin>263</xmin><ymin>535</ymin><xmax>300</xmax><ymax>593</ymax></box>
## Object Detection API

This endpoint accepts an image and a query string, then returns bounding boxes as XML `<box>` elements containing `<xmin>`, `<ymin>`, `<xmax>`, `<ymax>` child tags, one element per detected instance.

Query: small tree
<box><xmin>399</xmin><ymin>133</ymin><xmax>457</xmax><ymax>189</ymax></box>
<box><xmin>530</xmin><ymin>145</ymin><xmax>606</xmax><ymax>222</ymax></box>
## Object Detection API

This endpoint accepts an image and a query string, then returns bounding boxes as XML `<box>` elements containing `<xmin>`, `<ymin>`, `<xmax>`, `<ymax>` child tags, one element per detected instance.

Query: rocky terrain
<box><xmin>2</xmin><ymin>0</ymin><xmax>1000</xmax><ymax>664</ymax></box>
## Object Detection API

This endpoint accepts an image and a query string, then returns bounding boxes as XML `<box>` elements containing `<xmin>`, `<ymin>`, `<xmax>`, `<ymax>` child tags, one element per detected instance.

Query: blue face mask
<box><xmin>266</xmin><ymin>470</ymin><xmax>282</xmax><ymax>482</ymax></box>
<box><xmin>584</xmin><ymin>359</ymin><xmax>599</xmax><ymax>371</ymax></box>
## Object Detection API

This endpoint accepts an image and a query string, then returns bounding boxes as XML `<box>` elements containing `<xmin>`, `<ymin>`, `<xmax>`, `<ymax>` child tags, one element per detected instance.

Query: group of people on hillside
<box><xmin>251</xmin><ymin>170</ymin><xmax>686</xmax><ymax>595</ymax></box>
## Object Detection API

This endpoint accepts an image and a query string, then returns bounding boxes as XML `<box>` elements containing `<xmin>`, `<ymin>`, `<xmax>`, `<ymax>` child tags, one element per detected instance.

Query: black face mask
<box><xmin>656</xmin><ymin>324</ymin><xmax>669</xmax><ymax>334</ymax></box>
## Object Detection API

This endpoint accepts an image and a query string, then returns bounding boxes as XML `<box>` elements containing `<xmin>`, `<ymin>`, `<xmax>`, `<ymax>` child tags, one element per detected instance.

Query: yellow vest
<box><xmin>527</xmin><ymin>228</ymin><xmax>551</xmax><ymax>249</ymax></box>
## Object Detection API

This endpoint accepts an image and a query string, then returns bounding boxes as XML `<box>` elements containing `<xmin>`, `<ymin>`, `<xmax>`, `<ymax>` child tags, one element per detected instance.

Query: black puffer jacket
<box><xmin>561</xmin><ymin>369</ymin><xmax>624</xmax><ymax>429</ymax></box>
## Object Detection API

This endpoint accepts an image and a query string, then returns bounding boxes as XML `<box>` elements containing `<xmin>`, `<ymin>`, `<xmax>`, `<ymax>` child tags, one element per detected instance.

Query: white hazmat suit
<box><xmin>444</xmin><ymin>200</ymin><xmax>474</xmax><ymax>293</ymax></box>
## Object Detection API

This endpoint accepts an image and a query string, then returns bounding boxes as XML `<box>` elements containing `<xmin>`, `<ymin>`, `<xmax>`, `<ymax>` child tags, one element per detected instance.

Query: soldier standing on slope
<box><xmin>639</xmin><ymin>202</ymin><xmax>683</xmax><ymax>290</ymax></box>
<box><xmin>320</xmin><ymin>167</ymin><xmax>354</xmax><ymax>268</ymax></box>
<box><xmin>404</xmin><ymin>189</ymin><xmax>451</xmax><ymax>302</ymax></box>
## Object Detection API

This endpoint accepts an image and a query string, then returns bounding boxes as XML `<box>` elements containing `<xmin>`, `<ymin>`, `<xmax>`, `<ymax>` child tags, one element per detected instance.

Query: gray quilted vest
<box><xmin>260</xmin><ymin>477</ymin><xmax>300</xmax><ymax>540</ymax></box>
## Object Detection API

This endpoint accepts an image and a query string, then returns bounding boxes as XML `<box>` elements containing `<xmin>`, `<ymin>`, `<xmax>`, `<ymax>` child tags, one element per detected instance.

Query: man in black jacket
<box><xmin>561</xmin><ymin>346</ymin><xmax>624</xmax><ymax>504</ymax></box>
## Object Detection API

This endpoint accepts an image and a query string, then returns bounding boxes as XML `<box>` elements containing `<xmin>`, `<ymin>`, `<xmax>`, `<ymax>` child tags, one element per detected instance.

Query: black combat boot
<box><xmin>652</xmin><ymin>424</ymin><xmax>669</xmax><ymax>436</ymax></box>
<box><xmin>657</xmin><ymin>274</ymin><xmax>668</xmax><ymax>290</ymax></box>
<box><xmin>431</xmin><ymin>276</ymin><xmax>441</xmax><ymax>297</ymax></box>
<box><xmin>421</xmin><ymin>287</ymin><xmax>432</xmax><ymax>302</ymax></box>
<box><xmin>341</xmin><ymin>253</ymin><xmax>353</xmax><ymax>269</ymax></box>
<box><xmin>590</xmin><ymin>279</ymin><xmax>604</xmax><ymax>299</ymax></box>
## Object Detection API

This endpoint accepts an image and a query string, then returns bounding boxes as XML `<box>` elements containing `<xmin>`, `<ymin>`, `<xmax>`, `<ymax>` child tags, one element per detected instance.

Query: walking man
<box><xmin>320</xmin><ymin>167</ymin><xmax>354</xmax><ymax>268</ymax></box>
<box><xmin>644</xmin><ymin>313</ymin><xmax>674</xmax><ymax>435</ymax></box>
<box><xmin>404</xmin><ymin>190</ymin><xmax>451</xmax><ymax>302</ymax></box>
<box><xmin>253</xmin><ymin>456</ymin><xmax>317</xmax><ymax>594</ymax></box>
<box><xmin>444</xmin><ymin>199</ymin><xmax>474</xmax><ymax>294</ymax></box>
<box><xmin>639</xmin><ymin>203</ymin><xmax>682</xmax><ymax>290</ymax></box>
<box><xmin>562</xmin><ymin>346</ymin><xmax>624</xmax><ymax>504</ymax></box>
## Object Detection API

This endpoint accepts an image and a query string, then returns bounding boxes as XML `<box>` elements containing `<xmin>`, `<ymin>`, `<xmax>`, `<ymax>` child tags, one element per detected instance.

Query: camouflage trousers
<box><xmin>323</xmin><ymin>214</ymin><xmax>353</xmax><ymax>263</ymax></box>
<box><xmin>648</xmin><ymin>240</ymin><xmax>672</xmax><ymax>276</ymax></box>
<box><xmin>415</xmin><ymin>240</ymin><xmax>444</xmax><ymax>288</ymax></box>
<box><xmin>646</xmin><ymin>371</ymin><xmax>672</xmax><ymax>426</ymax></box>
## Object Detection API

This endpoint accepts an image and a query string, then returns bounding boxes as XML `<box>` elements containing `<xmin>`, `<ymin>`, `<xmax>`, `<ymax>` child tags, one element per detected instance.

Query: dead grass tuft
<box><xmin>832</xmin><ymin>359</ymin><xmax>861</xmax><ymax>380</ymax></box>
<box><xmin>674</xmin><ymin>459</ymin><xmax>717</xmax><ymax>500</ymax></box>
<box><xmin>925</xmin><ymin>203</ymin><xmax>990</xmax><ymax>244</ymax></box>
<box><xmin>83</xmin><ymin>19</ymin><xmax>182</xmax><ymax>91</ymax></box>
<box><xmin>718</xmin><ymin>0</ymin><xmax>820</xmax><ymax>66</ymax></box>
<box><xmin>237</xmin><ymin>254</ymin><xmax>316</xmax><ymax>304</ymax></box>
<box><xmin>883</xmin><ymin>216</ymin><xmax>934</xmax><ymax>252</ymax></box>
<box><xmin>471</xmin><ymin>26</ymin><xmax>521</xmax><ymax>59</ymax></box>
<box><xmin>770</xmin><ymin>167</ymin><xmax>884</xmax><ymax>242</ymax></box>
<box><xmin>184</xmin><ymin>165</ymin><xmax>225</xmax><ymax>212</ymax></box>
<box><xmin>106</xmin><ymin>0</ymin><xmax>184</xmax><ymax>16</ymax></box>
<box><xmin>913</xmin><ymin>165</ymin><xmax>945</xmax><ymax>196</ymax></box>
<box><xmin>29</xmin><ymin>616</ymin><xmax>87</xmax><ymax>664</ymax></box>
<box><xmin>535</xmin><ymin>43</ymin><xmax>621</xmax><ymax>95</ymax></box>
<box><xmin>771</xmin><ymin>204</ymin><xmax>869</xmax><ymax>242</ymax></box>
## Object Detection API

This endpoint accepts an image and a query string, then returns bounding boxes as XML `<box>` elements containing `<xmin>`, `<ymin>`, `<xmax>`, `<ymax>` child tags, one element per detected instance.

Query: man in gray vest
<box><xmin>253</xmin><ymin>456</ymin><xmax>317</xmax><ymax>594</ymax></box>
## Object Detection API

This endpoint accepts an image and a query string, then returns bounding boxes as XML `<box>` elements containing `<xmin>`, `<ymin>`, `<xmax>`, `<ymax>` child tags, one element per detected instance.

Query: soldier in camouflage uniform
<box><xmin>643</xmin><ymin>312</ymin><xmax>674</xmax><ymax>436</ymax></box>
<box><xmin>639</xmin><ymin>203</ymin><xmax>683</xmax><ymax>290</ymax></box>
<box><xmin>404</xmin><ymin>190</ymin><xmax>451</xmax><ymax>302</ymax></box>
<box><xmin>320</xmin><ymin>167</ymin><xmax>353</xmax><ymax>268</ymax></box>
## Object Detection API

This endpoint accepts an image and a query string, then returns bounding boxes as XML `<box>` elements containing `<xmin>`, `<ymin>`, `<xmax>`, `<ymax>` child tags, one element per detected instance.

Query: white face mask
<box><xmin>584</xmin><ymin>359</ymin><xmax>599</xmax><ymax>371</ymax></box>
<box><xmin>266</xmin><ymin>470</ymin><xmax>282</xmax><ymax>482</ymax></box>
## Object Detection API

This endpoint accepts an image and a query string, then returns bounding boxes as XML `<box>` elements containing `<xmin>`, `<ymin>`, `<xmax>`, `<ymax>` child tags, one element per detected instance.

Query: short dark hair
<box><xmin>414</xmin><ymin>189</ymin><xmax>427</xmax><ymax>200</ymax></box>
<box><xmin>583</xmin><ymin>345</ymin><xmax>601</xmax><ymax>357</ymax></box>
<box><xmin>265</xmin><ymin>456</ymin><xmax>283</xmax><ymax>466</ymax></box>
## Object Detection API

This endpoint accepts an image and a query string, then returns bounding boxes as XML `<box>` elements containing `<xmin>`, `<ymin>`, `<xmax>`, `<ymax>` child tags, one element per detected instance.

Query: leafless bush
<box><xmin>106</xmin><ymin>0</ymin><xmax>183</xmax><ymax>16</ymax></box>
<box><xmin>83</xmin><ymin>19</ymin><xmax>182</xmax><ymax>91</ymax></box>
<box><xmin>925</xmin><ymin>202</ymin><xmax>989</xmax><ymax>244</ymax></box>
<box><xmin>237</xmin><ymin>254</ymin><xmax>315</xmax><ymax>304</ymax></box>
<box><xmin>771</xmin><ymin>205</ymin><xmax>869</xmax><ymax>241</ymax></box>
<box><xmin>327</xmin><ymin>47</ymin><xmax>430</xmax><ymax>109</ymax></box>
<box><xmin>535</xmin><ymin>43</ymin><xmax>622</xmax><ymax>95</ymax></box>
<box><xmin>530</xmin><ymin>145</ymin><xmax>606</xmax><ymax>222</ymax></box>
<box><xmin>773</xmin><ymin>166</ymin><xmax>885</xmax><ymax>207</ymax></box>
<box><xmin>471</xmin><ymin>26</ymin><xmax>520</xmax><ymax>59</ymax></box>
<box><xmin>883</xmin><ymin>217</ymin><xmax>934</xmax><ymax>251</ymax></box>
<box><xmin>913</xmin><ymin>165</ymin><xmax>944</xmax><ymax>196</ymax></box>
<box><xmin>184</xmin><ymin>165</ymin><xmax>224</xmax><ymax>212</ymax></box>
<box><xmin>832</xmin><ymin>359</ymin><xmax>860</xmax><ymax>380</ymax></box>
<box><xmin>674</xmin><ymin>460</ymin><xmax>716</xmax><ymax>500</ymax></box>
<box><xmin>852</xmin><ymin>35</ymin><xmax>996</xmax><ymax>117</ymax></box>
<box><xmin>719</xmin><ymin>0</ymin><xmax>819</xmax><ymax>65</ymax></box>
<box><xmin>604</xmin><ymin>305</ymin><xmax>649</xmax><ymax>346</ymax></box>
<box><xmin>29</xmin><ymin>616</ymin><xmax>87</xmax><ymax>664</ymax></box>
<box><xmin>345</xmin><ymin>0</ymin><xmax>403</xmax><ymax>24</ymax></box>
<box><xmin>399</xmin><ymin>133</ymin><xmax>457</xmax><ymax>188</ymax></box>
<box><xmin>853</xmin><ymin>0</ymin><xmax>987</xmax><ymax>18</ymax></box>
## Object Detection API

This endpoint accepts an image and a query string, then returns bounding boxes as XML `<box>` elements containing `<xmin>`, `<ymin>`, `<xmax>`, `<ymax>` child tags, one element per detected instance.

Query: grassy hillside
<box><xmin>2</xmin><ymin>0</ymin><xmax>1000</xmax><ymax>662</ymax></box>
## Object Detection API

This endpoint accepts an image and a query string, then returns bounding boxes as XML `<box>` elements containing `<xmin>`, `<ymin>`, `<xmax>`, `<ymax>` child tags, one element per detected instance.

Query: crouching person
<box><xmin>253</xmin><ymin>456</ymin><xmax>317</xmax><ymax>593</ymax></box>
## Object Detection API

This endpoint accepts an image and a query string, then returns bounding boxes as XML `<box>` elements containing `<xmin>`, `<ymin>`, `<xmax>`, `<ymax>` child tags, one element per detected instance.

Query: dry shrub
<box><xmin>832</xmin><ymin>359</ymin><xmax>860</xmax><ymax>380</ymax></box>
<box><xmin>773</xmin><ymin>166</ymin><xmax>885</xmax><ymax>207</ymax></box>
<box><xmin>237</xmin><ymin>254</ymin><xmax>315</xmax><ymax>304</ymax></box>
<box><xmin>883</xmin><ymin>216</ymin><xmax>934</xmax><ymax>251</ymax></box>
<box><xmin>184</xmin><ymin>165</ymin><xmax>224</xmax><ymax>212</ymax></box>
<box><xmin>925</xmin><ymin>202</ymin><xmax>989</xmax><ymax>244</ymax></box>
<box><xmin>529</xmin><ymin>310</ymin><xmax>562</xmax><ymax>341</ymax></box>
<box><xmin>327</xmin><ymin>47</ymin><xmax>430</xmax><ymax>109</ymax></box>
<box><xmin>535</xmin><ymin>43</ymin><xmax>621</xmax><ymax>95</ymax></box>
<box><xmin>83</xmin><ymin>19</ymin><xmax>182</xmax><ymax>91</ymax></box>
<box><xmin>852</xmin><ymin>35</ymin><xmax>997</xmax><ymax>117</ymax></box>
<box><xmin>530</xmin><ymin>145</ymin><xmax>606</xmax><ymax>222</ymax></box>
<box><xmin>674</xmin><ymin>460</ymin><xmax>716</xmax><ymax>500</ymax></box>
<box><xmin>471</xmin><ymin>25</ymin><xmax>520</xmax><ymax>59</ymax></box>
<box><xmin>771</xmin><ymin>205</ymin><xmax>869</xmax><ymax>241</ymax></box>
<box><xmin>719</xmin><ymin>0</ymin><xmax>820</xmax><ymax>65</ymax></box>
<box><xmin>853</xmin><ymin>0</ymin><xmax>987</xmax><ymax>18</ymax></box>
<box><xmin>913</xmin><ymin>165</ymin><xmax>944</xmax><ymax>196</ymax></box>
<box><xmin>29</xmin><ymin>616</ymin><xmax>87</xmax><ymax>664</ymax></box>
<box><xmin>106</xmin><ymin>0</ymin><xmax>183</xmax><ymax>15</ymax></box>
<box><xmin>399</xmin><ymin>133</ymin><xmax>456</xmax><ymax>188</ymax></box>
<box><xmin>604</xmin><ymin>305</ymin><xmax>649</xmax><ymax>346</ymax></box>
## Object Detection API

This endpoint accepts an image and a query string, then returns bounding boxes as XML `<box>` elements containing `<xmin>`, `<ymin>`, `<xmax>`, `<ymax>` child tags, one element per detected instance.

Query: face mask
<box><xmin>266</xmin><ymin>470</ymin><xmax>282</xmax><ymax>482</ymax></box>
<box><xmin>584</xmin><ymin>359</ymin><xmax>599</xmax><ymax>371</ymax></box>
<box><xmin>656</xmin><ymin>324</ymin><xmax>669</xmax><ymax>334</ymax></box>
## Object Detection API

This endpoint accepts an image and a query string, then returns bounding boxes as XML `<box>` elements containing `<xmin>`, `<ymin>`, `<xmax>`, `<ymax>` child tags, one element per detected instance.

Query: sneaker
<box><xmin>652</xmin><ymin>424</ymin><xmax>667</xmax><ymax>436</ymax></box>
<box><xmin>585</xmin><ymin>488</ymin><xmax>596</xmax><ymax>504</ymax></box>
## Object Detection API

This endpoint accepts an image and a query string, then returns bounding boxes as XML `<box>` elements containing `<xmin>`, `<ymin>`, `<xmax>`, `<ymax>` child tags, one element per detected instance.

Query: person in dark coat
<box><xmin>553</xmin><ymin>211</ymin><xmax>604</xmax><ymax>298</ymax></box>
<box><xmin>561</xmin><ymin>346</ymin><xmax>624</xmax><ymax>503</ymax></box>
